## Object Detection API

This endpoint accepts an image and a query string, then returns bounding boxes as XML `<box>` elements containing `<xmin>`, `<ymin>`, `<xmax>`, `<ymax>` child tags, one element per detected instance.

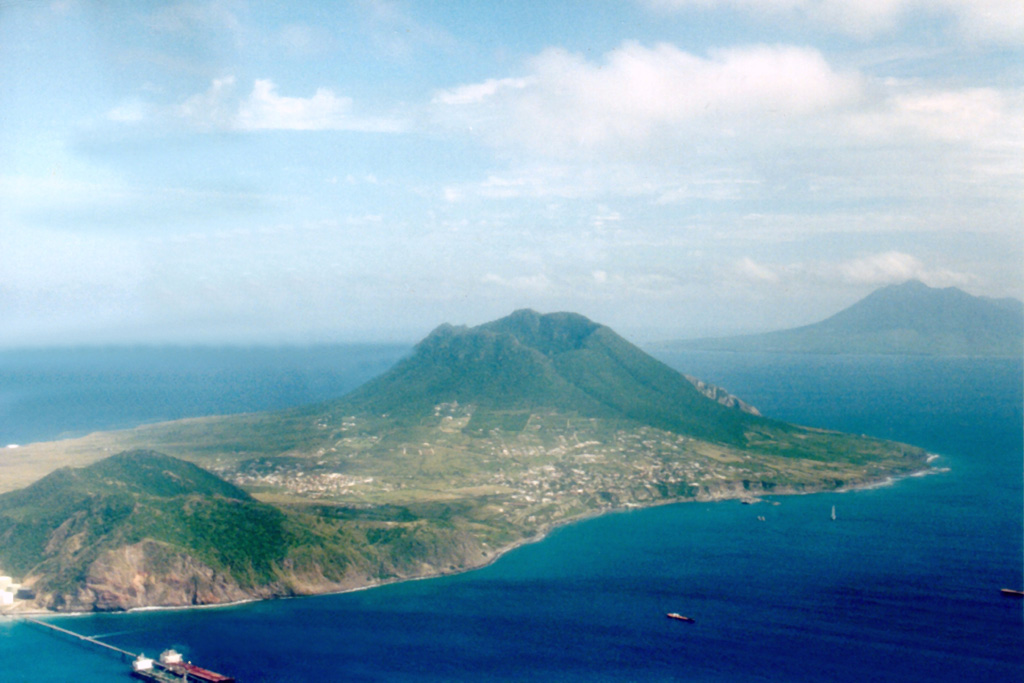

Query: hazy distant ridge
<box><xmin>670</xmin><ymin>280</ymin><xmax>1023</xmax><ymax>356</ymax></box>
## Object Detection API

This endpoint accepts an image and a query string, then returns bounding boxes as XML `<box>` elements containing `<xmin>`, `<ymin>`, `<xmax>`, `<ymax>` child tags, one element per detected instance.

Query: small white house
<box><xmin>0</xmin><ymin>591</ymin><xmax>14</xmax><ymax>606</ymax></box>
<box><xmin>0</xmin><ymin>576</ymin><xmax>12</xmax><ymax>590</ymax></box>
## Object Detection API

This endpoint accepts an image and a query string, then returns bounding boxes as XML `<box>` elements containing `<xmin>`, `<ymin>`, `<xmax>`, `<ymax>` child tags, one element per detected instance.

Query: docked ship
<box><xmin>131</xmin><ymin>654</ymin><xmax>182</xmax><ymax>683</ymax></box>
<box><xmin>132</xmin><ymin>649</ymin><xmax>236</xmax><ymax>683</ymax></box>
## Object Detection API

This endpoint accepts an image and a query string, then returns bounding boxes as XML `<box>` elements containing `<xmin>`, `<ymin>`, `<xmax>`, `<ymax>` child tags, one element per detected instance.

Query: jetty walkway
<box><xmin>20</xmin><ymin>616</ymin><xmax>138</xmax><ymax>660</ymax></box>
<box><xmin>18</xmin><ymin>615</ymin><xmax>237</xmax><ymax>682</ymax></box>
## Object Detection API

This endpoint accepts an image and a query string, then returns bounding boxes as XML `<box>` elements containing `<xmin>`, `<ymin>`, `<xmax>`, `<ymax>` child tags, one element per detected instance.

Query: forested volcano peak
<box><xmin>339</xmin><ymin>310</ymin><xmax>768</xmax><ymax>444</ymax></box>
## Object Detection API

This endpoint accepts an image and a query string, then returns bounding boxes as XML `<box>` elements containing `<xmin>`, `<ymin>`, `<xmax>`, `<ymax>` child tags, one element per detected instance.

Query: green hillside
<box><xmin>0</xmin><ymin>450</ymin><xmax>491</xmax><ymax>611</ymax></box>
<box><xmin>0</xmin><ymin>451</ymin><xmax>281</xmax><ymax>595</ymax></box>
<box><xmin>337</xmin><ymin>309</ymin><xmax>773</xmax><ymax>445</ymax></box>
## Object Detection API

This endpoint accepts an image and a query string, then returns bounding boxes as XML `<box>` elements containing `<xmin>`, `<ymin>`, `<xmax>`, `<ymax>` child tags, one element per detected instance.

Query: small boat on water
<box><xmin>1000</xmin><ymin>588</ymin><xmax>1024</xmax><ymax>598</ymax></box>
<box><xmin>666</xmin><ymin>612</ymin><xmax>695</xmax><ymax>623</ymax></box>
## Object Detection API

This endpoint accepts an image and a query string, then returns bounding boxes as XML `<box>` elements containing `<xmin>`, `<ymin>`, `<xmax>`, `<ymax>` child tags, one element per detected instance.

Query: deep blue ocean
<box><xmin>1</xmin><ymin>348</ymin><xmax>1021</xmax><ymax>682</ymax></box>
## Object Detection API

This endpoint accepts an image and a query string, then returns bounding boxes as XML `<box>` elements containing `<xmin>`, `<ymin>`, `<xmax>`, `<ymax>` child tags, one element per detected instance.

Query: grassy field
<box><xmin>1</xmin><ymin>400</ymin><xmax>928</xmax><ymax>510</ymax></box>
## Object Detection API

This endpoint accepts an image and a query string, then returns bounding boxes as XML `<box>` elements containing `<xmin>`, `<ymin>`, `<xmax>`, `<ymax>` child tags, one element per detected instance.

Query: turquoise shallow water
<box><xmin>1</xmin><ymin>350</ymin><xmax>1021</xmax><ymax>681</ymax></box>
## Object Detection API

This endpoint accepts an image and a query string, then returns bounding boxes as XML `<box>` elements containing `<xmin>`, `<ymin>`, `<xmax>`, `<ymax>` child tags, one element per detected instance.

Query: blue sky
<box><xmin>2</xmin><ymin>0</ymin><xmax>1021</xmax><ymax>346</ymax></box>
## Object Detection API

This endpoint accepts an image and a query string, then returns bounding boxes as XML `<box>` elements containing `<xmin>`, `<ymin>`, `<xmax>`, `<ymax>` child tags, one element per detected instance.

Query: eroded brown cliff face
<box><xmin>31</xmin><ymin>540</ymin><xmax>254</xmax><ymax>611</ymax></box>
<box><xmin>27</xmin><ymin>529</ymin><xmax>491</xmax><ymax>612</ymax></box>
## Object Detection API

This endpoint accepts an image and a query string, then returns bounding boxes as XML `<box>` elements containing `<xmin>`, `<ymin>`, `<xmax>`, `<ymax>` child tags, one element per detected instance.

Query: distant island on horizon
<box><xmin>663</xmin><ymin>280</ymin><xmax>1023</xmax><ymax>357</ymax></box>
<box><xmin>0</xmin><ymin>309</ymin><xmax>931</xmax><ymax>614</ymax></box>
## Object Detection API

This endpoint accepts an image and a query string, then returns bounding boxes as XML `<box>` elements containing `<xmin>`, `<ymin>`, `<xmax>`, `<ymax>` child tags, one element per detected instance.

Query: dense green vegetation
<box><xmin>335</xmin><ymin>309</ymin><xmax>776</xmax><ymax>445</ymax></box>
<box><xmin>0</xmin><ymin>450</ymin><xmax>494</xmax><ymax>607</ymax></box>
<box><xmin>0</xmin><ymin>451</ymin><xmax>286</xmax><ymax>591</ymax></box>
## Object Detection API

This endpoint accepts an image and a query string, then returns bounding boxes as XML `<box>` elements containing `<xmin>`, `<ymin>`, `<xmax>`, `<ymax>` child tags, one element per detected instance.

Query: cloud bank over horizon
<box><xmin>1</xmin><ymin>1</ymin><xmax>1020</xmax><ymax>346</ymax></box>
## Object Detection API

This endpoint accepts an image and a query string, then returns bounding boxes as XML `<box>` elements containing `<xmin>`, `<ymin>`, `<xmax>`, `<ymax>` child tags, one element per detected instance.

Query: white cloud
<box><xmin>237</xmin><ymin>79</ymin><xmax>354</xmax><ymax>131</ymax></box>
<box><xmin>480</xmin><ymin>272</ymin><xmax>552</xmax><ymax>292</ymax></box>
<box><xmin>440</xmin><ymin>163</ymin><xmax>674</xmax><ymax>202</ymax></box>
<box><xmin>175</xmin><ymin>75</ymin><xmax>240</xmax><ymax>130</ymax></box>
<box><xmin>735</xmin><ymin>257</ymin><xmax>780</xmax><ymax>284</ymax></box>
<box><xmin>437</xmin><ymin>41</ymin><xmax>1022</xmax><ymax>163</ymax></box>
<box><xmin>432</xmin><ymin>77</ymin><xmax>530</xmax><ymax>106</ymax></box>
<box><xmin>700</xmin><ymin>250</ymin><xmax>981</xmax><ymax>294</ymax></box>
<box><xmin>640</xmin><ymin>0</ymin><xmax>1024</xmax><ymax>43</ymax></box>
<box><xmin>436</xmin><ymin>42</ymin><xmax>862</xmax><ymax>158</ymax></box>
<box><xmin>173</xmin><ymin>77</ymin><xmax>405</xmax><ymax>132</ymax></box>
<box><xmin>434</xmin><ymin>40</ymin><xmax>1022</xmax><ymax>219</ymax></box>
<box><xmin>850</xmin><ymin>87</ymin><xmax>1022</xmax><ymax>147</ymax></box>
<box><xmin>840</xmin><ymin>85</ymin><xmax>1024</xmax><ymax>197</ymax></box>
<box><xmin>836</xmin><ymin>251</ymin><xmax>973</xmax><ymax>287</ymax></box>
<box><xmin>838</xmin><ymin>251</ymin><xmax>924</xmax><ymax>284</ymax></box>
<box><xmin>591</xmin><ymin>207</ymin><xmax>622</xmax><ymax>228</ymax></box>
<box><xmin>953</xmin><ymin>0</ymin><xmax>1024</xmax><ymax>44</ymax></box>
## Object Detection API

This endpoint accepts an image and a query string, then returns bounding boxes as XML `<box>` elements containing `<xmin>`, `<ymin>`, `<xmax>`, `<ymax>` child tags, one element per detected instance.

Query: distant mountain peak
<box><xmin>869</xmin><ymin>279</ymin><xmax>967</xmax><ymax>301</ymax></box>
<box><xmin>884</xmin><ymin>279</ymin><xmax>929</xmax><ymax>291</ymax></box>
<box><xmin>671</xmin><ymin>280</ymin><xmax>1023</xmax><ymax>356</ymax></box>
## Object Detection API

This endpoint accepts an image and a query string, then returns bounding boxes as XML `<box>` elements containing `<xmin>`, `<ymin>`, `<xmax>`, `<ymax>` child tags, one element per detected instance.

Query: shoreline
<box><xmin>3</xmin><ymin>459</ymin><xmax>938</xmax><ymax>620</ymax></box>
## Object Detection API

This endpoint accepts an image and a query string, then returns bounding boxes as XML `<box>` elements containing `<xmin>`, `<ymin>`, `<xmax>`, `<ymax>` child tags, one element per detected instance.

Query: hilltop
<box><xmin>0</xmin><ymin>450</ymin><xmax>489</xmax><ymax>612</ymax></box>
<box><xmin>1</xmin><ymin>311</ymin><xmax>930</xmax><ymax>612</ymax></box>
<box><xmin>339</xmin><ymin>309</ymin><xmax>767</xmax><ymax>444</ymax></box>
<box><xmin>667</xmin><ymin>280</ymin><xmax>1023</xmax><ymax>356</ymax></box>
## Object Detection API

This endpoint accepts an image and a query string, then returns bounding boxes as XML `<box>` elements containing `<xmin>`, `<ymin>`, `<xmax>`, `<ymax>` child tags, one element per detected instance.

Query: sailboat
<box><xmin>831</xmin><ymin>505</ymin><xmax>836</xmax><ymax>521</ymax></box>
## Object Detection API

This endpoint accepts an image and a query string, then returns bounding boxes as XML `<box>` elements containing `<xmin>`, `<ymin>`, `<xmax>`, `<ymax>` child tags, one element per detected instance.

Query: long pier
<box><xmin>21</xmin><ymin>616</ymin><xmax>138</xmax><ymax>661</ymax></box>
<box><xmin>20</xmin><ymin>615</ymin><xmax>236</xmax><ymax>681</ymax></box>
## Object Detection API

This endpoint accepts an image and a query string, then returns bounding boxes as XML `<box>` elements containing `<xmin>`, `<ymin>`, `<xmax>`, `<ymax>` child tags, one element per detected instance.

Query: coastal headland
<box><xmin>0</xmin><ymin>311</ymin><xmax>931</xmax><ymax>613</ymax></box>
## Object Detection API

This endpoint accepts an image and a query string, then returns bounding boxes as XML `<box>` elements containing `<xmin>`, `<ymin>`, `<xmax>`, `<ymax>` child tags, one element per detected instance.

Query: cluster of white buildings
<box><xmin>0</xmin><ymin>575</ymin><xmax>22</xmax><ymax>606</ymax></box>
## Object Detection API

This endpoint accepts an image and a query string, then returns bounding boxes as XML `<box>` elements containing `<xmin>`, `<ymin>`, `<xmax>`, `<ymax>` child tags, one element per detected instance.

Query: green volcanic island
<box><xmin>666</xmin><ymin>280</ymin><xmax>1024</xmax><ymax>356</ymax></box>
<box><xmin>0</xmin><ymin>311</ymin><xmax>930</xmax><ymax>613</ymax></box>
